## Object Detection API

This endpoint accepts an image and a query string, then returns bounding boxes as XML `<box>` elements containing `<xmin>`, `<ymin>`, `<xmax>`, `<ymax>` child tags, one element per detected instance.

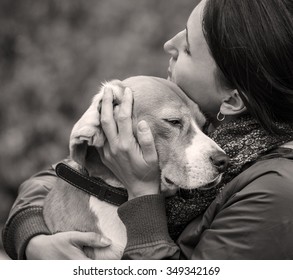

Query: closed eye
<box><xmin>184</xmin><ymin>45</ymin><xmax>191</xmax><ymax>56</ymax></box>
<box><xmin>163</xmin><ymin>118</ymin><xmax>182</xmax><ymax>128</ymax></box>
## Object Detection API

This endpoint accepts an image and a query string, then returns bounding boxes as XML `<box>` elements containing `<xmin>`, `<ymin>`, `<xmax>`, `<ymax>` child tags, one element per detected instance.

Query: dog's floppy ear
<box><xmin>69</xmin><ymin>80</ymin><xmax>125</xmax><ymax>169</ymax></box>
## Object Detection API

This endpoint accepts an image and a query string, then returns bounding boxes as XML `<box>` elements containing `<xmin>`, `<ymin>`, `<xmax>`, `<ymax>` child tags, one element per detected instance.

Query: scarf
<box><xmin>166</xmin><ymin>114</ymin><xmax>293</xmax><ymax>240</ymax></box>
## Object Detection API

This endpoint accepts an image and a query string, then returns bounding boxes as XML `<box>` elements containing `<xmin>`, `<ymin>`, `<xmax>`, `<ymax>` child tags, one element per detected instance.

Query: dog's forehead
<box><xmin>123</xmin><ymin>76</ymin><xmax>205</xmax><ymax>125</ymax></box>
<box><xmin>123</xmin><ymin>76</ymin><xmax>183</xmax><ymax>99</ymax></box>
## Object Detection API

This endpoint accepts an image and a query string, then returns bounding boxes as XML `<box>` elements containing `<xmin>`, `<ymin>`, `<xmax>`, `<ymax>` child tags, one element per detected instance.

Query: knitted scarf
<box><xmin>165</xmin><ymin>114</ymin><xmax>293</xmax><ymax>240</ymax></box>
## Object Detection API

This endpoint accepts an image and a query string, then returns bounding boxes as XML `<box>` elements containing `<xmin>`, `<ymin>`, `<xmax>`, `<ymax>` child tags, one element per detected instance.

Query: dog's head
<box><xmin>70</xmin><ymin>76</ymin><xmax>228</xmax><ymax>195</ymax></box>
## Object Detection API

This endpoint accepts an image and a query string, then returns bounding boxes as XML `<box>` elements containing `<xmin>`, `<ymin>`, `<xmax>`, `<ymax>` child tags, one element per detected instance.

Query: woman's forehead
<box><xmin>186</xmin><ymin>0</ymin><xmax>211</xmax><ymax>57</ymax></box>
<box><xmin>187</xmin><ymin>0</ymin><xmax>205</xmax><ymax>33</ymax></box>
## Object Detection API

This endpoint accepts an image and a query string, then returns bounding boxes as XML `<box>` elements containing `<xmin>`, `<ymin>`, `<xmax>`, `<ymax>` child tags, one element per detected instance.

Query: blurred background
<box><xmin>0</xmin><ymin>0</ymin><xmax>197</xmax><ymax>259</ymax></box>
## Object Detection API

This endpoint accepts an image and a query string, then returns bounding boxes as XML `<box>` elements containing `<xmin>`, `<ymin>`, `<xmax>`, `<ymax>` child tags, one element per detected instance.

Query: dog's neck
<box><xmin>69</xmin><ymin>158</ymin><xmax>125</xmax><ymax>189</ymax></box>
<box><xmin>83</xmin><ymin>161</ymin><xmax>125</xmax><ymax>189</ymax></box>
<box><xmin>72</xmin><ymin>146</ymin><xmax>126</xmax><ymax>189</ymax></box>
<box><xmin>91</xmin><ymin>171</ymin><xmax>125</xmax><ymax>189</ymax></box>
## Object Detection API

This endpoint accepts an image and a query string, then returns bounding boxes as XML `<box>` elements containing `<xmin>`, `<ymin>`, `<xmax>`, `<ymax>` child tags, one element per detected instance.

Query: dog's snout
<box><xmin>210</xmin><ymin>152</ymin><xmax>229</xmax><ymax>173</ymax></box>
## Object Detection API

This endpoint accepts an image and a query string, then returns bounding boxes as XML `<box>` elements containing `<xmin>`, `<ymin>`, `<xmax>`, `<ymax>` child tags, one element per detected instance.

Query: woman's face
<box><xmin>164</xmin><ymin>0</ymin><xmax>226</xmax><ymax>121</ymax></box>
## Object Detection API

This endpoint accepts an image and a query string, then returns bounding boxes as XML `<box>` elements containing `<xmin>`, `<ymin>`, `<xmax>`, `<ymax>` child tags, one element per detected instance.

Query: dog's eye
<box><xmin>164</xmin><ymin>119</ymin><xmax>182</xmax><ymax>127</ymax></box>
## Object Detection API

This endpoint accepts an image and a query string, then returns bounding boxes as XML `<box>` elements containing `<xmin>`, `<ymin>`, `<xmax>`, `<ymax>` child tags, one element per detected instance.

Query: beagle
<box><xmin>43</xmin><ymin>76</ymin><xmax>228</xmax><ymax>259</ymax></box>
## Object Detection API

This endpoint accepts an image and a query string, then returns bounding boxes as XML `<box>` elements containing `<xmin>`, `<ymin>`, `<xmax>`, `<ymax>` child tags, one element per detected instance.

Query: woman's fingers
<box><xmin>137</xmin><ymin>120</ymin><xmax>158</xmax><ymax>164</ymax></box>
<box><xmin>101</xmin><ymin>86</ymin><xmax>134</xmax><ymax>154</ymax></box>
<box><xmin>100</xmin><ymin>85</ymin><xmax>157</xmax><ymax>165</ymax></box>
<box><xmin>101</xmin><ymin>86</ymin><xmax>134</xmax><ymax>148</ymax></box>
<box><xmin>69</xmin><ymin>231</ymin><xmax>112</xmax><ymax>248</ymax></box>
<box><xmin>117</xmin><ymin>87</ymin><xmax>134</xmax><ymax>142</ymax></box>
<box><xmin>101</xmin><ymin>87</ymin><xmax>117</xmax><ymax>145</ymax></box>
<box><xmin>25</xmin><ymin>232</ymin><xmax>110</xmax><ymax>260</ymax></box>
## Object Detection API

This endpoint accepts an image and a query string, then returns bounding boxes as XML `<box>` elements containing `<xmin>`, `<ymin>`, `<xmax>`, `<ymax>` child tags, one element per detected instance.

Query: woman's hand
<box><xmin>25</xmin><ymin>231</ymin><xmax>111</xmax><ymax>260</ymax></box>
<box><xmin>99</xmin><ymin>86</ymin><xmax>160</xmax><ymax>199</ymax></box>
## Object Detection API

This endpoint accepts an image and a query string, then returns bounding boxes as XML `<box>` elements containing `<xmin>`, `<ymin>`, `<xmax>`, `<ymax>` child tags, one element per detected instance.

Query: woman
<box><xmin>3</xmin><ymin>0</ymin><xmax>293</xmax><ymax>259</ymax></box>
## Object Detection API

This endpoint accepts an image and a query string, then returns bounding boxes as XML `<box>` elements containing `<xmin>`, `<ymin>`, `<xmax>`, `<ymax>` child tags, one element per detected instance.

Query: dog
<box><xmin>43</xmin><ymin>76</ymin><xmax>228</xmax><ymax>259</ymax></box>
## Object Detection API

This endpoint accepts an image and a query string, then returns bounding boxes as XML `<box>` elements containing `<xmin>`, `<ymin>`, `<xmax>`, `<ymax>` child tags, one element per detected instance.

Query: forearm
<box><xmin>2</xmin><ymin>207</ymin><xmax>50</xmax><ymax>259</ymax></box>
<box><xmin>2</xmin><ymin>161</ymin><xmax>67</xmax><ymax>259</ymax></box>
<box><xmin>118</xmin><ymin>194</ymin><xmax>180</xmax><ymax>259</ymax></box>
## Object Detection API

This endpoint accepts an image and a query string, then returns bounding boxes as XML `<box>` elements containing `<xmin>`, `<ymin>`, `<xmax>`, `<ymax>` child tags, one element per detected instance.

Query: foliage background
<box><xmin>0</xmin><ymin>0</ymin><xmax>198</xmax><ymax>259</ymax></box>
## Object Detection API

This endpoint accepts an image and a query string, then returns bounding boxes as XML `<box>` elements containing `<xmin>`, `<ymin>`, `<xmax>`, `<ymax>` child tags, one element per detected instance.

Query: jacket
<box><xmin>3</xmin><ymin>150</ymin><xmax>293</xmax><ymax>259</ymax></box>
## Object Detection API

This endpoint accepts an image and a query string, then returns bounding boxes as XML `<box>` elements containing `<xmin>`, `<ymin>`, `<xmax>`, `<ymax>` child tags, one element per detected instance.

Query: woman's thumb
<box><xmin>137</xmin><ymin>120</ymin><xmax>158</xmax><ymax>164</ymax></box>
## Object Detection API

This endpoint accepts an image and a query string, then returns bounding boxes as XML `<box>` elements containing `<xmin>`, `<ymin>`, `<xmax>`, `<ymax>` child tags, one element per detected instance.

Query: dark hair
<box><xmin>202</xmin><ymin>0</ymin><xmax>293</xmax><ymax>133</ymax></box>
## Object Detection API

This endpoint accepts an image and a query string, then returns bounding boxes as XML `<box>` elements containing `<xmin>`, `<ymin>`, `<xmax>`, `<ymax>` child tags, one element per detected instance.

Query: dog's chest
<box><xmin>89</xmin><ymin>196</ymin><xmax>127</xmax><ymax>259</ymax></box>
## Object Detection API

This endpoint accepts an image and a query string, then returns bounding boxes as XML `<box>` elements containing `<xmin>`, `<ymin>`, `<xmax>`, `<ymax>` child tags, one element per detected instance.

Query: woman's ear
<box><xmin>220</xmin><ymin>90</ymin><xmax>247</xmax><ymax>116</ymax></box>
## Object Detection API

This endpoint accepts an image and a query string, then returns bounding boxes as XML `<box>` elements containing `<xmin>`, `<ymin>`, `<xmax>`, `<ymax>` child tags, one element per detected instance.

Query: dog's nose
<box><xmin>210</xmin><ymin>152</ymin><xmax>229</xmax><ymax>173</ymax></box>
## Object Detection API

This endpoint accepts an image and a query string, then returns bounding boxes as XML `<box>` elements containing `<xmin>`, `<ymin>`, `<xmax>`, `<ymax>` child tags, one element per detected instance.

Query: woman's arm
<box><xmin>3</xmin><ymin>159</ymin><xmax>110</xmax><ymax>259</ymax></box>
<box><xmin>118</xmin><ymin>194</ymin><xmax>180</xmax><ymax>259</ymax></box>
<box><xmin>3</xmin><ymin>164</ymin><xmax>57</xmax><ymax>259</ymax></box>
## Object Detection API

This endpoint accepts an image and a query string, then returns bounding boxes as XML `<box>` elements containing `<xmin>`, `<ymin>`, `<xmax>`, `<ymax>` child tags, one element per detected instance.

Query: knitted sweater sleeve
<box><xmin>118</xmin><ymin>194</ymin><xmax>180</xmax><ymax>259</ymax></box>
<box><xmin>2</xmin><ymin>164</ymin><xmax>61</xmax><ymax>259</ymax></box>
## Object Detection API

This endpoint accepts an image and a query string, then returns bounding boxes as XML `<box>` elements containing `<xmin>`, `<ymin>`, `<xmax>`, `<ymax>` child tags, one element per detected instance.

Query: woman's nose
<box><xmin>164</xmin><ymin>37</ymin><xmax>178</xmax><ymax>60</ymax></box>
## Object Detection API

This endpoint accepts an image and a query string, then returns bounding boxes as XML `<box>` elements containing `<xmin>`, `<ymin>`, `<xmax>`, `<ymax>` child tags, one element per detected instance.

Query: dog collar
<box><xmin>55</xmin><ymin>162</ymin><xmax>128</xmax><ymax>206</ymax></box>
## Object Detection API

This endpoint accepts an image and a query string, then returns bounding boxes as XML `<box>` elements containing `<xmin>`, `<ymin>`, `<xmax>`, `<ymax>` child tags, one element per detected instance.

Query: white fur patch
<box><xmin>89</xmin><ymin>196</ymin><xmax>127</xmax><ymax>260</ymax></box>
<box><xmin>184</xmin><ymin>120</ymin><xmax>224</xmax><ymax>188</ymax></box>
